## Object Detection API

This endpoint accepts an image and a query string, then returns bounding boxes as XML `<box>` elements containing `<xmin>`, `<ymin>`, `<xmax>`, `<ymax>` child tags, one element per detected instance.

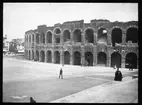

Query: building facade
<box><xmin>24</xmin><ymin>19</ymin><xmax>138</xmax><ymax>68</ymax></box>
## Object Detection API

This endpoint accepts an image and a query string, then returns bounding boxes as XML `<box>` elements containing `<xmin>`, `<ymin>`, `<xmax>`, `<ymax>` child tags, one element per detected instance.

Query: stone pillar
<box><xmin>52</xmin><ymin>50</ymin><xmax>55</xmax><ymax>63</ymax></box>
<box><xmin>34</xmin><ymin>50</ymin><xmax>36</xmax><ymax>60</ymax></box>
<box><xmin>70</xmin><ymin>47</ymin><xmax>73</xmax><ymax>65</ymax></box>
<box><xmin>39</xmin><ymin>50</ymin><xmax>41</xmax><ymax>62</ymax></box>
<box><xmin>121</xmin><ymin>55</ymin><xmax>125</xmax><ymax>68</ymax></box>
<box><xmin>94</xmin><ymin>33</ymin><xmax>97</xmax><ymax>45</ymax></box>
<box><xmin>81</xmin><ymin>46</ymin><xmax>85</xmax><ymax>66</ymax></box>
<box><xmin>93</xmin><ymin>45</ymin><xmax>97</xmax><ymax>66</ymax></box>
<box><xmin>107</xmin><ymin>30</ymin><xmax>112</xmax><ymax>45</ymax></box>
<box><xmin>82</xmin><ymin>31</ymin><xmax>85</xmax><ymax>45</ymax></box>
<box><xmin>107</xmin><ymin>49</ymin><xmax>111</xmax><ymax>67</ymax></box>
<box><xmin>122</xmin><ymin>31</ymin><xmax>126</xmax><ymax>45</ymax></box>
<box><xmin>60</xmin><ymin>50</ymin><xmax>64</xmax><ymax>65</ymax></box>
<box><xmin>45</xmin><ymin>50</ymin><xmax>47</xmax><ymax>62</ymax></box>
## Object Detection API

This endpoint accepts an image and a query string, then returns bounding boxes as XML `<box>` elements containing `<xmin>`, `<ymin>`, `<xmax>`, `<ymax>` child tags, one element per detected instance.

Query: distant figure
<box><xmin>30</xmin><ymin>97</ymin><xmax>36</xmax><ymax>103</ymax></box>
<box><xmin>59</xmin><ymin>68</ymin><xmax>63</xmax><ymax>79</ymax></box>
<box><xmin>114</xmin><ymin>68</ymin><xmax>123</xmax><ymax>81</ymax></box>
<box><xmin>129</xmin><ymin>63</ymin><xmax>133</xmax><ymax>71</ymax></box>
<box><xmin>113</xmin><ymin>65</ymin><xmax>117</xmax><ymax>69</ymax></box>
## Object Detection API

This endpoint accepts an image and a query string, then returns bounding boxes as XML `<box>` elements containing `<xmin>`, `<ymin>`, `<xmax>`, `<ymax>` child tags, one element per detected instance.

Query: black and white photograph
<box><xmin>3</xmin><ymin>3</ymin><xmax>138</xmax><ymax>103</ymax></box>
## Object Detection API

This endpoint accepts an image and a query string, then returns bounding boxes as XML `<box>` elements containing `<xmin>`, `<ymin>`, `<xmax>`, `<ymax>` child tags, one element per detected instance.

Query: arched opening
<box><xmin>111</xmin><ymin>52</ymin><xmax>121</xmax><ymax>68</ymax></box>
<box><xmin>36</xmin><ymin>51</ymin><xmax>39</xmax><ymax>61</ymax></box>
<box><xmin>47</xmin><ymin>51</ymin><xmax>52</xmax><ymax>63</ymax></box>
<box><xmin>36</xmin><ymin>33</ymin><xmax>40</xmax><ymax>44</ymax></box>
<box><xmin>55</xmin><ymin>37</ymin><xmax>60</xmax><ymax>43</ymax></box>
<box><xmin>32</xmin><ymin>34</ymin><xmax>34</xmax><ymax>43</ymax></box>
<box><xmin>97</xmin><ymin>52</ymin><xmax>107</xmax><ymax>66</ymax></box>
<box><xmin>29</xmin><ymin>50</ymin><xmax>31</xmax><ymax>60</ymax></box>
<box><xmin>47</xmin><ymin>31</ymin><xmax>52</xmax><ymax>43</ymax></box>
<box><xmin>97</xmin><ymin>28</ymin><xmax>107</xmax><ymax>43</ymax></box>
<box><xmin>54</xmin><ymin>51</ymin><xmax>60</xmax><ymax>64</ymax></box>
<box><xmin>32</xmin><ymin>50</ymin><xmax>34</xmax><ymax>60</ymax></box>
<box><xmin>54</xmin><ymin>28</ymin><xmax>61</xmax><ymax>34</ymax></box>
<box><xmin>63</xmin><ymin>30</ymin><xmax>70</xmax><ymax>42</ymax></box>
<box><xmin>126</xmin><ymin>27</ymin><xmax>138</xmax><ymax>43</ymax></box>
<box><xmin>40</xmin><ymin>50</ymin><xmax>45</xmax><ymax>62</ymax></box>
<box><xmin>125</xmin><ymin>53</ymin><xmax>137</xmax><ymax>69</ymax></box>
<box><xmin>111</xmin><ymin>28</ymin><xmax>122</xmax><ymax>47</ymax></box>
<box><xmin>40</xmin><ymin>32</ymin><xmax>45</xmax><ymax>44</ymax></box>
<box><xmin>85</xmin><ymin>29</ymin><xmax>94</xmax><ymax>43</ymax></box>
<box><xmin>73</xmin><ymin>29</ymin><xmax>81</xmax><ymax>42</ymax></box>
<box><xmin>64</xmin><ymin>51</ymin><xmax>70</xmax><ymax>64</ymax></box>
<box><xmin>85</xmin><ymin>52</ymin><xmax>93</xmax><ymax>66</ymax></box>
<box><xmin>73</xmin><ymin>51</ymin><xmax>81</xmax><ymax>65</ymax></box>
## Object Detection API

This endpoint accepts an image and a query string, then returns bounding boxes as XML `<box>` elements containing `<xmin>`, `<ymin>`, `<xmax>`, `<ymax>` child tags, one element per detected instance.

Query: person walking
<box><xmin>114</xmin><ymin>67</ymin><xmax>123</xmax><ymax>81</ymax></box>
<box><xmin>30</xmin><ymin>97</ymin><xmax>36</xmax><ymax>103</ymax></box>
<box><xmin>59</xmin><ymin>67</ymin><xmax>63</xmax><ymax>79</ymax></box>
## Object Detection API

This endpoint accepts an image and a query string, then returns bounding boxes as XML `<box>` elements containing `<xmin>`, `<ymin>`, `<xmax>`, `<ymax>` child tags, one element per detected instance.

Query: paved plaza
<box><xmin>3</xmin><ymin>56</ymin><xmax>138</xmax><ymax>103</ymax></box>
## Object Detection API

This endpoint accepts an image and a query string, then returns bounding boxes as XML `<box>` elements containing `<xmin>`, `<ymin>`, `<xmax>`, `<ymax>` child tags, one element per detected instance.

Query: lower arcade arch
<box><xmin>32</xmin><ymin>50</ymin><xmax>34</xmax><ymax>60</ymax></box>
<box><xmin>73</xmin><ymin>51</ymin><xmax>81</xmax><ymax>65</ymax></box>
<box><xmin>111</xmin><ymin>52</ymin><xmax>121</xmax><ymax>68</ymax></box>
<box><xmin>46</xmin><ymin>51</ymin><xmax>52</xmax><ymax>63</ymax></box>
<box><xmin>29</xmin><ymin>50</ymin><xmax>31</xmax><ymax>60</ymax></box>
<box><xmin>54</xmin><ymin>51</ymin><xmax>60</xmax><ymax>64</ymax></box>
<box><xmin>85</xmin><ymin>52</ymin><xmax>93</xmax><ymax>66</ymax></box>
<box><xmin>64</xmin><ymin>51</ymin><xmax>70</xmax><ymax>64</ymax></box>
<box><xmin>36</xmin><ymin>51</ymin><xmax>39</xmax><ymax>61</ymax></box>
<box><xmin>125</xmin><ymin>53</ymin><xmax>137</xmax><ymax>69</ymax></box>
<box><xmin>40</xmin><ymin>50</ymin><xmax>45</xmax><ymax>62</ymax></box>
<box><xmin>97</xmin><ymin>52</ymin><xmax>107</xmax><ymax>66</ymax></box>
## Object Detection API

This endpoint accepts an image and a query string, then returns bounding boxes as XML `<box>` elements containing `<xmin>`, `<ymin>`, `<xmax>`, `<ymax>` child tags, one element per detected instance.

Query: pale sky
<box><xmin>3</xmin><ymin>3</ymin><xmax>138</xmax><ymax>41</ymax></box>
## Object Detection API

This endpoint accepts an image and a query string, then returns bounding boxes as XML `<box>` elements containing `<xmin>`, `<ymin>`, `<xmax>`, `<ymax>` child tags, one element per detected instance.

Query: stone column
<box><xmin>122</xmin><ymin>30</ymin><xmax>126</xmax><ymax>45</ymax></box>
<box><xmin>52</xmin><ymin>50</ymin><xmax>55</xmax><ymax>63</ymax></box>
<box><xmin>107</xmin><ymin>30</ymin><xmax>111</xmax><ymax>45</ymax></box>
<box><xmin>39</xmin><ymin>50</ymin><xmax>41</xmax><ymax>62</ymax></box>
<box><xmin>70</xmin><ymin>47</ymin><xmax>73</xmax><ymax>65</ymax></box>
<box><xmin>60</xmin><ymin>50</ymin><xmax>64</xmax><ymax>65</ymax></box>
<box><xmin>94</xmin><ymin>33</ymin><xmax>97</xmax><ymax>45</ymax></box>
<box><xmin>93</xmin><ymin>45</ymin><xmax>97</xmax><ymax>66</ymax></box>
<box><xmin>121</xmin><ymin>55</ymin><xmax>125</xmax><ymax>68</ymax></box>
<box><xmin>81</xmin><ymin>46</ymin><xmax>85</xmax><ymax>66</ymax></box>
<box><xmin>45</xmin><ymin>50</ymin><xmax>47</xmax><ymax>62</ymax></box>
<box><xmin>107</xmin><ymin>49</ymin><xmax>111</xmax><ymax>67</ymax></box>
<box><xmin>82</xmin><ymin>31</ymin><xmax>85</xmax><ymax>45</ymax></box>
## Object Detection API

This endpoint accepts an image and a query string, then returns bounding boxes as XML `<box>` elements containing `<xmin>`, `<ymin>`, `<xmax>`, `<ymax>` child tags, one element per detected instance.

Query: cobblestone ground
<box><xmin>3</xmin><ymin>55</ymin><xmax>138</xmax><ymax>103</ymax></box>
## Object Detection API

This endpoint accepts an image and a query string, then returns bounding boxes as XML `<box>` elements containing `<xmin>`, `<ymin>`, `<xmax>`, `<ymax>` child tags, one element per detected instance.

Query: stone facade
<box><xmin>24</xmin><ymin>19</ymin><xmax>138</xmax><ymax>68</ymax></box>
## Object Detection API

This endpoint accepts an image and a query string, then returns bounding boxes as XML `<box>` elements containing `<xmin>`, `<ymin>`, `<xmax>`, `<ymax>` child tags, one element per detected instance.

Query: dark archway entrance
<box><xmin>125</xmin><ymin>53</ymin><xmax>137</xmax><ymax>69</ymax></box>
<box><xmin>32</xmin><ymin>34</ymin><xmax>34</xmax><ymax>43</ymax></box>
<box><xmin>85</xmin><ymin>29</ymin><xmax>94</xmax><ymax>43</ymax></box>
<box><xmin>29</xmin><ymin>50</ymin><xmax>31</xmax><ymax>60</ymax></box>
<box><xmin>85</xmin><ymin>52</ymin><xmax>93</xmax><ymax>66</ymax></box>
<box><xmin>47</xmin><ymin>51</ymin><xmax>52</xmax><ymax>63</ymax></box>
<box><xmin>40</xmin><ymin>50</ymin><xmax>45</xmax><ymax>62</ymax></box>
<box><xmin>36</xmin><ymin>51</ymin><xmax>39</xmax><ymax>61</ymax></box>
<box><xmin>32</xmin><ymin>50</ymin><xmax>34</xmax><ymax>60</ymax></box>
<box><xmin>54</xmin><ymin>51</ymin><xmax>60</xmax><ymax>64</ymax></box>
<box><xmin>46</xmin><ymin>31</ymin><xmax>52</xmax><ymax>43</ymax></box>
<box><xmin>126</xmin><ymin>27</ymin><xmax>138</xmax><ymax>43</ymax></box>
<box><xmin>63</xmin><ymin>30</ymin><xmax>70</xmax><ymax>42</ymax></box>
<box><xmin>111</xmin><ymin>28</ymin><xmax>122</xmax><ymax>47</ymax></box>
<box><xmin>97</xmin><ymin>28</ymin><xmax>107</xmax><ymax>43</ymax></box>
<box><xmin>111</xmin><ymin>52</ymin><xmax>121</xmax><ymax>68</ymax></box>
<box><xmin>64</xmin><ymin>51</ymin><xmax>70</xmax><ymax>64</ymax></box>
<box><xmin>97</xmin><ymin>52</ymin><xmax>107</xmax><ymax>66</ymax></box>
<box><xmin>55</xmin><ymin>37</ymin><xmax>60</xmax><ymax>43</ymax></box>
<box><xmin>73</xmin><ymin>51</ymin><xmax>81</xmax><ymax>65</ymax></box>
<box><xmin>73</xmin><ymin>29</ymin><xmax>81</xmax><ymax>42</ymax></box>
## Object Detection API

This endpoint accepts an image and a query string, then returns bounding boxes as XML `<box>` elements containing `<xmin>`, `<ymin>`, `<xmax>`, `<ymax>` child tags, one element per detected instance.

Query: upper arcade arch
<box><xmin>46</xmin><ymin>31</ymin><xmax>52</xmax><ymax>43</ymax></box>
<box><xmin>126</xmin><ymin>26</ymin><xmax>138</xmax><ymax>43</ymax></box>
<box><xmin>54</xmin><ymin>27</ymin><xmax>61</xmax><ymax>34</ymax></box>
<box><xmin>63</xmin><ymin>29</ymin><xmax>71</xmax><ymax>42</ymax></box>
<box><xmin>73</xmin><ymin>29</ymin><xmax>82</xmax><ymax>42</ymax></box>
<box><xmin>85</xmin><ymin>28</ymin><xmax>94</xmax><ymax>43</ymax></box>
<box><xmin>111</xmin><ymin>27</ymin><xmax>122</xmax><ymax>47</ymax></box>
<box><xmin>97</xmin><ymin>27</ymin><xmax>107</xmax><ymax>43</ymax></box>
